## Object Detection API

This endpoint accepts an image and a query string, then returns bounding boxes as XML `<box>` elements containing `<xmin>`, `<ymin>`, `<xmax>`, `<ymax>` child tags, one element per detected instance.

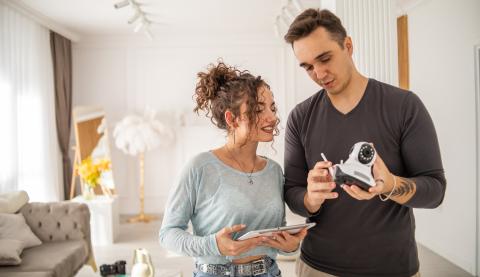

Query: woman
<box><xmin>159</xmin><ymin>61</ymin><xmax>307</xmax><ymax>277</ymax></box>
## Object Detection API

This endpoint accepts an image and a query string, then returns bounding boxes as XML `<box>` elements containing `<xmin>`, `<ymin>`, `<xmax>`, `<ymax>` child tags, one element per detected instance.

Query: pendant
<box><xmin>248</xmin><ymin>177</ymin><xmax>254</xmax><ymax>185</ymax></box>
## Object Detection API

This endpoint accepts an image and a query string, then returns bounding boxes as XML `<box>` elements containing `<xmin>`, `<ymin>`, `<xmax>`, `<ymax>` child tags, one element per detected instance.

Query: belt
<box><xmin>196</xmin><ymin>256</ymin><xmax>273</xmax><ymax>276</ymax></box>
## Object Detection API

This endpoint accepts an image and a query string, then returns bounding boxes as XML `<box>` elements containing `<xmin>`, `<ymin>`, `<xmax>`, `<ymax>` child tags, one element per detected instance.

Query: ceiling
<box><xmin>17</xmin><ymin>0</ymin><xmax>322</xmax><ymax>39</ymax></box>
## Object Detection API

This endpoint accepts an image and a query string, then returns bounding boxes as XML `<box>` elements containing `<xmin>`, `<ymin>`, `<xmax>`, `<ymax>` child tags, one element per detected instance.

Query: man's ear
<box><xmin>344</xmin><ymin>36</ymin><xmax>353</xmax><ymax>55</ymax></box>
<box><xmin>225</xmin><ymin>110</ymin><xmax>237</xmax><ymax>128</ymax></box>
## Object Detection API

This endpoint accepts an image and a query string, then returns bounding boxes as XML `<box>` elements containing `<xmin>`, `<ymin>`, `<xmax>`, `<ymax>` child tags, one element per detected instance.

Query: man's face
<box><xmin>293</xmin><ymin>27</ymin><xmax>353</xmax><ymax>95</ymax></box>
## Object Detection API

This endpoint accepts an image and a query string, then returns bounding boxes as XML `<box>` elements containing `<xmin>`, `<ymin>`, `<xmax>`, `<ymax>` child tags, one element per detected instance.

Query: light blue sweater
<box><xmin>159</xmin><ymin>151</ymin><xmax>288</xmax><ymax>264</ymax></box>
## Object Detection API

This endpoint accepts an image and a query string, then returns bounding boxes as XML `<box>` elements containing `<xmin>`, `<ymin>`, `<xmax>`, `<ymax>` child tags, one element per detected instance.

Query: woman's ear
<box><xmin>225</xmin><ymin>110</ymin><xmax>237</xmax><ymax>128</ymax></box>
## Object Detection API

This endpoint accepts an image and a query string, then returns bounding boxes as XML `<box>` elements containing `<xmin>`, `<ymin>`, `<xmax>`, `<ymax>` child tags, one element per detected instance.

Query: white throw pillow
<box><xmin>0</xmin><ymin>191</ymin><xmax>29</xmax><ymax>213</ymax></box>
<box><xmin>0</xmin><ymin>213</ymin><xmax>42</xmax><ymax>248</ymax></box>
<box><xmin>0</xmin><ymin>239</ymin><xmax>24</xmax><ymax>265</ymax></box>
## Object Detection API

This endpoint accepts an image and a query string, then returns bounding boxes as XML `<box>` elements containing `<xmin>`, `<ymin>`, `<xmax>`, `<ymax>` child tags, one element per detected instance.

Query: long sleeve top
<box><xmin>159</xmin><ymin>151</ymin><xmax>289</xmax><ymax>265</ymax></box>
<box><xmin>284</xmin><ymin>79</ymin><xmax>446</xmax><ymax>277</ymax></box>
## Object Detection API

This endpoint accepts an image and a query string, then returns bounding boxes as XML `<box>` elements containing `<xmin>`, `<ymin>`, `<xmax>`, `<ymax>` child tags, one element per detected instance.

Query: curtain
<box><xmin>0</xmin><ymin>3</ymin><xmax>62</xmax><ymax>201</ymax></box>
<box><xmin>50</xmin><ymin>31</ymin><xmax>72</xmax><ymax>200</ymax></box>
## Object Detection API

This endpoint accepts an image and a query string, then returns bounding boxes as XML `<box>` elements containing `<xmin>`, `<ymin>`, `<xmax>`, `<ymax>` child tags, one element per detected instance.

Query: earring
<box><xmin>233</xmin><ymin>129</ymin><xmax>236</xmax><ymax>144</ymax></box>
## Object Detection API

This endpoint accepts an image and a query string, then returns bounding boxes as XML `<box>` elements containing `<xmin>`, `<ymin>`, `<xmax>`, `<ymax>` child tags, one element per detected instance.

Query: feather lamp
<box><xmin>113</xmin><ymin>108</ymin><xmax>174</xmax><ymax>223</ymax></box>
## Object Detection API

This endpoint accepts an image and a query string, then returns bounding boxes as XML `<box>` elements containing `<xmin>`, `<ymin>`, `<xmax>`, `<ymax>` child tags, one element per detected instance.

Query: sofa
<box><xmin>0</xmin><ymin>201</ymin><xmax>96</xmax><ymax>277</ymax></box>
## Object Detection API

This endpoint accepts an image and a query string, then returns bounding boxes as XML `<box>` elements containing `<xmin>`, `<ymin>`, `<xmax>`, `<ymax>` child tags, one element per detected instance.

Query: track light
<box><xmin>280</xmin><ymin>14</ymin><xmax>290</xmax><ymax>27</ymax></box>
<box><xmin>114</xmin><ymin>0</ymin><xmax>154</xmax><ymax>40</ymax></box>
<box><xmin>134</xmin><ymin>18</ymin><xmax>148</xmax><ymax>33</ymax></box>
<box><xmin>114</xmin><ymin>0</ymin><xmax>130</xmax><ymax>9</ymax></box>
<box><xmin>282</xmin><ymin>6</ymin><xmax>295</xmax><ymax>21</ymax></box>
<box><xmin>292</xmin><ymin>0</ymin><xmax>303</xmax><ymax>12</ymax></box>
<box><xmin>274</xmin><ymin>21</ymin><xmax>280</xmax><ymax>38</ymax></box>
<box><xmin>128</xmin><ymin>10</ymin><xmax>142</xmax><ymax>24</ymax></box>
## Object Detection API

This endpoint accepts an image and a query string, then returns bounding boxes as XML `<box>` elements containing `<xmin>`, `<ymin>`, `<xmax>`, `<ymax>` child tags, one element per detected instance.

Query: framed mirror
<box><xmin>70</xmin><ymin>106</ymin><xmax>115</xmax><ymax>198</ymax></box>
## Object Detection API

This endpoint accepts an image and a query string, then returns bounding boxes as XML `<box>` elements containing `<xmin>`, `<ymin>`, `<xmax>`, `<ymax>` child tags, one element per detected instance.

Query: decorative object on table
<box><xmin>113</xmin><ymin>108</ymin><xmax>174</xmax><ymax>223</ymax></box>
<box><xmin>100</xmin><ymin>260</ymin><xmax>126</xmax><ymax>277</ymax></box>
<box><xmin>77</xmin><ymin>156</ymin><xmax>112</xmax><ymax>200</ymax></box>
<box><xmin>131</xmin><ymin>248</ymin><xmax>154</xmax><ymax>277</ymax></box>
<box><xmin>70</xmin><ymin>106</ymin><xmax>116</xmax><ymax>199</ymax></box>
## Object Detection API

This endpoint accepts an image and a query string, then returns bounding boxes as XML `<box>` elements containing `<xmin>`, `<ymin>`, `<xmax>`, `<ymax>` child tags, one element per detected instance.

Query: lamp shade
<box><xmin>113</xmin><ymin>109</ymin><xmax>174</xmax><ymax>156</ymax></box>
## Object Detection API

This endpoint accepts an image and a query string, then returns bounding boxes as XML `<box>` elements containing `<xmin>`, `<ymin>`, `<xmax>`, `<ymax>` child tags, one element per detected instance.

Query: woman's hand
<box><xmin>215</xmin><ymin>224</ymin><xmax>263</xmax><ymax>256</ymax></box>
<box><xmin>261</xmin><ymin>228</ymin><xmax>308</xmax><ymax>253</ymax></box>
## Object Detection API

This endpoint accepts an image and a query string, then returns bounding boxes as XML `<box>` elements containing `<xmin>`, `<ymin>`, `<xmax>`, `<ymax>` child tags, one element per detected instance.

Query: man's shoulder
<box><xmin>369</xmin><ymin>78</ymin><xmax>411</xmax><ymax>99</ymax></box>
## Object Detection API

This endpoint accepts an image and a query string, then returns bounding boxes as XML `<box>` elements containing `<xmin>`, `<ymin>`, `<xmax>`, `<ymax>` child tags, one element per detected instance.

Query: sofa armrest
<box><xmin>20</xmin><ymin>202</ymin><xmax>96</xmax><ymax>270</ymax></box>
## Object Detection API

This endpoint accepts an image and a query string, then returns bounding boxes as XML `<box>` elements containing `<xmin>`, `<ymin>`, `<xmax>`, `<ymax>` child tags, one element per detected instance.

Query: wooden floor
<box><xmin>76</xmin><ymin>215</ymin><xmax>473</xmax><ymax>277</ymax></box>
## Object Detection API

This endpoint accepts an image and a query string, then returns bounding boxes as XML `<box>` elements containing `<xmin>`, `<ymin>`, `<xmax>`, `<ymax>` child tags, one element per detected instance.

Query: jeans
<box><xmin>193</xmin><ymin>259</ymin><xmax>282</xmax><ymax>277</ymax></box>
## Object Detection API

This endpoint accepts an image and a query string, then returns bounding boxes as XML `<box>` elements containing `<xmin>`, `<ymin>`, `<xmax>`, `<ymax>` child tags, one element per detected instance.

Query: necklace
<box><xmin>225</xmin><ymin>146</ymin><xmax>256</xmax><ymax>185</ymax></box>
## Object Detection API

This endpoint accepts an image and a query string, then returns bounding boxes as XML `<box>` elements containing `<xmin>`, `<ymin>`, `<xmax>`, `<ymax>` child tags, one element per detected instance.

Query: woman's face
<box><xmin>235</xmin><ymin>86</ymin><xmax>278</xmax><ymax>143</ymax></box>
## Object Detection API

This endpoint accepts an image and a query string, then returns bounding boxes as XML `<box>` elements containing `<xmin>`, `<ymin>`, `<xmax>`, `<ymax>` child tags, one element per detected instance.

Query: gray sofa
<box><xmin>0</xmin><ymin>202</ymin><xmax>96</xmax><ymax>277</ymax></box>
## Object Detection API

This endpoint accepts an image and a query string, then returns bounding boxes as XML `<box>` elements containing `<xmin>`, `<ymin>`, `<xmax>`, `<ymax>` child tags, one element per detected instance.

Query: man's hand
<box><xmin>304</xmin><ymin>161</ymin><xmax>338</xmax><ymax>213</ymax></box>
<box><xmin>341</xmin><ymin>152</ymin><xmax>394</xmax><ymax>200</ymax></box>
<box><xmin>215</xmin><ymin>224</ymin><xmax>263</xmax><ymax>256</ymax></box>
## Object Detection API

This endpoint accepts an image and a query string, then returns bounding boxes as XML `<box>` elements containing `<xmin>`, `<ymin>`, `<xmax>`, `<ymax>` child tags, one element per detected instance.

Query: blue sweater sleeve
<box><xmin>158</xmin><ymin>164</ymin><xmax>221</xmax><ymax>257</ymax></box>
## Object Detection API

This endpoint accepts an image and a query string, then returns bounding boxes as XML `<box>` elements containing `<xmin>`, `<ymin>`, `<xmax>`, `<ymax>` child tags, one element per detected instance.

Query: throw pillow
<box><xmin>0</xmin><ymin>191</ymin><xmax>29</xmax><ymax>213</ymax></box>
<box><xmin>0</xmin><ymin>239</ymin><xmax>24</xmax><ymax>265</ymax></box>
<box><xmin>0</xmin><ymin>213</ymin><xmax>42</xmax><ymax>248</ymax></box>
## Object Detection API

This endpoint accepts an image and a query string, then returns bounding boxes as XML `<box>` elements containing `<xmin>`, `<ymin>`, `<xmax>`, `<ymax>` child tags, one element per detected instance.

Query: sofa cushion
<box><xmin>0</xmin><ymin>272</ymin><xmax>53</xmax><ymax>277</ymax></box>
<box><xmin>0</xmin><ymin>191</ymin><xmax>29</xmax><ymax>213</ymax></box>
<box><xmin>0</xmin><ymin>213</ymin><xmax>42</xmax><ymax>248</ymax></box>
<box><xmin>0</xmin><ymin>240</ymin><xmax>88</xmax><ymax>277</ymax></box>
<box><xmin>0</xmin><ymin>239</ymin><xmax>24</xmax><ymax>265</ymax></box>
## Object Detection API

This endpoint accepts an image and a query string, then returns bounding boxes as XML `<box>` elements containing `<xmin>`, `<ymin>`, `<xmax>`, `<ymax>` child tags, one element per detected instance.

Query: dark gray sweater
<box><xmin>284</xmin><ymin>79</ymin><xmax>446</xmax><ymax>277</ymax></box>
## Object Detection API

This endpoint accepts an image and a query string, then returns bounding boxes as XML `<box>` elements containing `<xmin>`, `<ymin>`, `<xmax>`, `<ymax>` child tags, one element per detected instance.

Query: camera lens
<box><xmin>358</xmin><ymin>144</ymin><xmax>375</xmax><ymax>164</ymax></box>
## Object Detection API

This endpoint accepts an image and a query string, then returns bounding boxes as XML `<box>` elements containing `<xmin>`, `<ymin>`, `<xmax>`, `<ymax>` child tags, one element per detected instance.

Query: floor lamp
<box><xmin>113</xmin><ymin>109</ymin><xmax>173</xmax><ymax>224</ymax></box>
<box><xmin>128</xmin><ymin>152</ymin><xmax>156</xmax><ymax>223</ymax></box>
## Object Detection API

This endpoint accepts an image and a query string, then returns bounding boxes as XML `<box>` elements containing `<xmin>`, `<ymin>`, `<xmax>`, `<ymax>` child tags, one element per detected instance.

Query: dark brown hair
<box><xmin>284</xmin><ymin>9</ymin><xmax>347</xmax><ymax>48</ymax></box>
<box><xmin>194</xmin><ymin>60</ymin><xmax>278</xmax><ymax>137</ymax></box>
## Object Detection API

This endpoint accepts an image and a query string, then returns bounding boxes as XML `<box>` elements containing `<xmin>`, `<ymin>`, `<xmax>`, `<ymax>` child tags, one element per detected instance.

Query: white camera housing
<box><xmin>333</xmin><ymin>142</ymin><xmax>377</xmax><ymax>190</ymax></box>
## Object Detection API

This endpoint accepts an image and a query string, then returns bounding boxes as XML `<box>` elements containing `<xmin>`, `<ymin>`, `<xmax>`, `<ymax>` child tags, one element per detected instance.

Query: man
<box><xmin>283</xmin><ymin>9</ymin><xmax>446</xmax><ymax>277</ymax></box>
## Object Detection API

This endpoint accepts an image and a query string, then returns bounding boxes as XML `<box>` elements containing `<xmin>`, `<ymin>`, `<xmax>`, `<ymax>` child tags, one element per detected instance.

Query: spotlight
<box><xmin>280</xmin><ymin>14</ymin><xmax>290</xmax><ymax>27</ymax></box>
<box><xmin>274</xmin><ymin>22</ymin><xmax>280</xmax><ymax>37</ymax></box>
<box><xmin>282</xmin><ymin>6</ymin><xmax>295</xmax><ymax>21</ymax></box>
<box><xmin>292</xmin><ymin>0</ymin><xmax>303</xmax><ymax>12</ymax></box>
<box><xmin>114</xmin><ymin>0</ymin><xmax>130</xmax><ymax>9</ymax></box>
<box><xmin>128</xmin><ymin>11</ymin><xmax>142</xmax><ymax>24</ymax></box>
<box><xmin>134</xmin><ymin>18</ymin><xmax>146</xmax><ymax>33</ymax></box>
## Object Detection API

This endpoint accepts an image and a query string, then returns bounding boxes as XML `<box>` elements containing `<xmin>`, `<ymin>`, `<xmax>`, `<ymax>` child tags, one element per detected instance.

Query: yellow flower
<box><xmin>78</xmin><ymin>156</ymin><xmax>111</xmax><ymax>188</ymax></box>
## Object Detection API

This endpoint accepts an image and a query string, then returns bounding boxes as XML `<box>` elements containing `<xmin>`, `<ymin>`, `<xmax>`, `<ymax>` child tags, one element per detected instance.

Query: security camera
<box><xmin>333</xmin><ymin>142</ymin><xmax>377</xmax><ymax>190</ymax></box>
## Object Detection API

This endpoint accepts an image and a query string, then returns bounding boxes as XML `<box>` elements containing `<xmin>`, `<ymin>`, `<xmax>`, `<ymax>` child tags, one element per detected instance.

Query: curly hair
<box><xmin>194</xmin><ymin>60</ymin><xmax>279</xmax><ymax>138</ymax></box>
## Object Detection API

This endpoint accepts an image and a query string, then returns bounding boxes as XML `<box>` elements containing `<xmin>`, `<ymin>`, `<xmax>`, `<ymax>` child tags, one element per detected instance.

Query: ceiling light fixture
<box><xmin>274</xmin><ymin>0</ymin><xmax>306</xmax><ymax>38</ymax></box>
<box><xmin>114</xmin><ymin>0</ymin><xmax>154</xmax><ymax>40</ymax></box>
<box><xmin>292</xmin><ymin>0</ymin><xmax>304</xmax><ymax>12</ymax></box>
<box><xmin>114</xmin><ymin>0</ymin><xmax>130</xmax><ymax>9</ymax></box>
<box><xmin>134</xmin><ymin>18</ymin><xmax>147</xmax><ymax>33</ymax></box>
<box><xmin>273</xmin><ymin>16</ymin><xmax>280</xmax><ymax>38</ymax></box>
<box><xmin>128</xmin><ymin>9</ymin><xmax>142</xmax><ymax>24</ymax></box>
<box><xmin>282</xmin><ymin>6</ymin><xmax>295</xmax><ymax>21</ymax></box>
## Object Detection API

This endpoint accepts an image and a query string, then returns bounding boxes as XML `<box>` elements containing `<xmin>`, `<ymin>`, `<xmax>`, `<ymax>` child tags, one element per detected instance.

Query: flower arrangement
<box><xmin>78</xmin><ymin>157</ymin><xmax>111</xmax><ymax>199</ymax></box>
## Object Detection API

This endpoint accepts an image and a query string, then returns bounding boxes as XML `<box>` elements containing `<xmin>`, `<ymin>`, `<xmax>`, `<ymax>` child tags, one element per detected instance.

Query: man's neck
<box><xmin>328</xmin><ymin>73</ymin><xmax>369</xmax><ymax>114</ymax></box>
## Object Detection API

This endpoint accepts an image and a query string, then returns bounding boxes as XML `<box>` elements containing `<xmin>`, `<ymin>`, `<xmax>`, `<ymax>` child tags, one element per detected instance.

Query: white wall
<box><xmin>72</xmin><ymin>34</ymin><xmax>316</xmax><ymax>215</ymax></box>
<box><xmin>407</xmin><ymin>0</ymin><xmax>480</xmax><ymax>274</ymax></box>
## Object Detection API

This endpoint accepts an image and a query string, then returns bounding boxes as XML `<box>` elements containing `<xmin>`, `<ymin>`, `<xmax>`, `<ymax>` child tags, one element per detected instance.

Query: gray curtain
<box><xmin>50</xmin><ymin>31</ymin><xmax>72</xmax><ymax>200</ymax></box>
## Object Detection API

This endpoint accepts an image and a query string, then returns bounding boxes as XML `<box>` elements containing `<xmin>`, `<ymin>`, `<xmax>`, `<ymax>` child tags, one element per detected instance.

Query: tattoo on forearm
<box><xmin>389</xmin><ymin>177</ymin><xmax>416</xmax><ymax>197</ymax></box>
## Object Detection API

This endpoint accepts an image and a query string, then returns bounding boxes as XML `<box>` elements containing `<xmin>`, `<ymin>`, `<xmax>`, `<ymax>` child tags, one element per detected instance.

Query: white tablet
<box><xmin>237</xmin><ymin>223</ymin><xmax>316</xmax><ymax>241</ymax></box>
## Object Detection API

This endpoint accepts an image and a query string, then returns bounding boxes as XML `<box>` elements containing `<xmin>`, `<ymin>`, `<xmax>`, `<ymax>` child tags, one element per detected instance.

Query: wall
<box><xmin>407</xmin><ymin>0</ymin><xmax>480</xmax><ymax>274</ymax></box>
<box><xmin>72</xmin><ymin>33</ymin><xmax>316</xmax><ymax>215</ymax></box>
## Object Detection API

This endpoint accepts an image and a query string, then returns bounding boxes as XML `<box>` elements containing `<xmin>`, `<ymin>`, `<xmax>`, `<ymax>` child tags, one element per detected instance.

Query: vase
<box><xmin>82</xmin><ymin>184</ymin><xmax>96</xmax><ymax>200</ymax></box>
<box><xmin>131</xmin><ymin>248</ymin><xmax>154</xmax><ymax>277</ymax></box>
